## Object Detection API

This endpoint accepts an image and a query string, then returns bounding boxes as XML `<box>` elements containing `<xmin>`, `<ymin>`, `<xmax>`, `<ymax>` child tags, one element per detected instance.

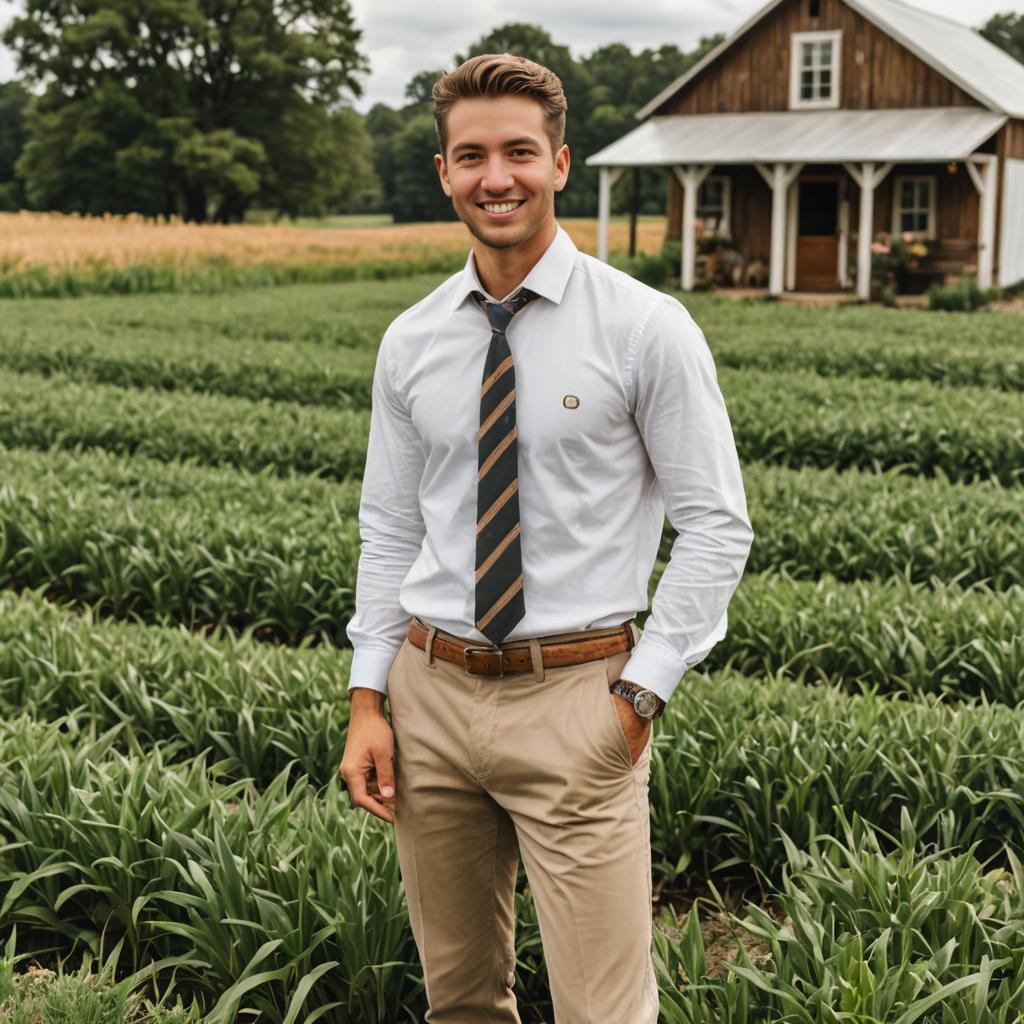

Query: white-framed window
<box><xmin>891</xmin><ymin>176</ymin><xmax>936</xmax><ymax>239</ymax></box>
<box><xmin>789</xmin><ymin>30</ymin><xmax>842</xmax><ymax>109</ymax></box>
<box><xmin>697</xmin><ymin>175</ymin><xmax>731</xmax><ymax>237</ymax></box>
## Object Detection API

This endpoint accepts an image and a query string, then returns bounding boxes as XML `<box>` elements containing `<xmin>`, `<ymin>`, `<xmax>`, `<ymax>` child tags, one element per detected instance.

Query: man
<box><xmin>340</xmin><ymin>53</ymin><xmax>753</xmax><ymax>1024</ymax></box>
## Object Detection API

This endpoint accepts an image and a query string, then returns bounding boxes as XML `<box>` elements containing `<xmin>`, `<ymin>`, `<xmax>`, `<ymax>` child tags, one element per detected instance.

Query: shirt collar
<box><xmin>448</xmin><ymin>223</ymin><xmax>577</xmax><ymax>313</ymax></box>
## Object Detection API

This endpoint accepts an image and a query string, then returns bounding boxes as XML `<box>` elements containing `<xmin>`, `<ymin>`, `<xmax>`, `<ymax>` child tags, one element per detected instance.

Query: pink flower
<box><xmin>871</xmin><ymin>242</ymin><xmax>890</xmax><ymax>254</ymax></box>
<box><xmin>902</xmin><ymin>231</ymin><xmax>915</xmax><ymax>243</ymax></box>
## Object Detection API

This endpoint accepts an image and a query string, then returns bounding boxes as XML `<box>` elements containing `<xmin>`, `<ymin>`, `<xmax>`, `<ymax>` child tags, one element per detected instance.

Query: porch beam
<box><xmin>967</xmin><ymin>154</ymin><xmax>998</xmax><ymax>289</ymax></box>
<box><xmin>844</xmin><ymin>161</ymin><xmax>893</xmax><ymax>300</ymax></box>
<box><xmin>756</xmin><ymin>162</ymin><xmax>803</xmax><ymax>295</ymax></box>
<box><xmin>597</xmin><ymin>167</ymin><xmax>625</xmax><ymax>263</ymax></box>
<box><xmin>673</xmin><ymin>164</ymin><xmax>713</xmax><ymax>290</ymax></box>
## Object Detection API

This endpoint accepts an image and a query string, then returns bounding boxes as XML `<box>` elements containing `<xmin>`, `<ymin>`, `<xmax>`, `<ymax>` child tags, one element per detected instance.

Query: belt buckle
<box><xmin>463</xmin><ymin>644</ymin><xmax>505</xmax><ymax>677</ymax></box>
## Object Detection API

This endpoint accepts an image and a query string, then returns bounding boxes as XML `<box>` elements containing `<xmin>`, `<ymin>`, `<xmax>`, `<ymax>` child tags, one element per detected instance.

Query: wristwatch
<box><xmin>609</xmin><ymin>679</ymin><xmax>665</xmax><ymax>719</ymax></box>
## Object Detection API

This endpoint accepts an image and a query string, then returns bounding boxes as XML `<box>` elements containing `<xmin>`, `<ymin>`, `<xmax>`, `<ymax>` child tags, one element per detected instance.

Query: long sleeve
<box><xmin>619</xmin><ymin>297</ymin><xmax>755</xmax><ymax>705</ymax></box>
<box><xmin>345</xmin><ymin>328</ymin><xmax>426</xmax><ymax>696</ymax></box>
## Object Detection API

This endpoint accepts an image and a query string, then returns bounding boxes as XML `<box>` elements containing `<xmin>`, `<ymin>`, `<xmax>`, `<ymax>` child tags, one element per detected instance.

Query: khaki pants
<box><xmin>387</xmin><ymin>619</ymin><xmax>659</xmax><ymax>1024</ymax></box>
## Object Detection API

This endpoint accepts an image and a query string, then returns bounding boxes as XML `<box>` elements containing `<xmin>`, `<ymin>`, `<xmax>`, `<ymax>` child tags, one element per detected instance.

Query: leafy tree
<box><xmin>365</xmin><ymin>102</ymin><xmax>406</xmax><ymax>210</ymax></box>
<box><xmin>390</xmin><ymin>113</ymin><xmax>458</xmax><ymax>223</ymax></box>
<box><xmin>0</xmin><ymin>81</ymin><xmax>29</xmax><ymax>210</ymax></box>
<box><xmin>979</xmin><ymin>12</ymin><xmax>1024</xmax><ymax>64</ymax></box>
<box><xmin>405</xmin><ymin>69</ymin><xmax>447</xmax><ymax>106</ymax></box>
<box><xmin>3</xmin><ymin>0</ymin><xmax>370</xmax><ymax>221</ymax></box>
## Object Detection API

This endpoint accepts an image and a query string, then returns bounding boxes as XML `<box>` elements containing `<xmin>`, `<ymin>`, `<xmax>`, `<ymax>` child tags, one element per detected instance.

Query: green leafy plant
<box><xmin>927</xmin><ymin>274</ymin><xmax>997</xmax><ymax>312</ymax></box>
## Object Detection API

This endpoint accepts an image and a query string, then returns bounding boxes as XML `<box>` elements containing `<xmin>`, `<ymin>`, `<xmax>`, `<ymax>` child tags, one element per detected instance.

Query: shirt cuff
<box><xmin>348</xmin><ymin>645</ymin><xmax>400</xmax><ymax>698</ymax></box>
<box><xmin>619</xmin><ymin>637</ymin><xmax>690</xmax><ymax>705</ymax></box>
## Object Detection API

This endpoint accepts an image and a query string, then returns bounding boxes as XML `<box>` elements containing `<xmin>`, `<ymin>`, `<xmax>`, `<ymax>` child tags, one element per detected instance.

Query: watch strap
<box><xmin>610</xmin><ymin>679</ymin><xmax>665</xmax><ymax>718</ymax></box>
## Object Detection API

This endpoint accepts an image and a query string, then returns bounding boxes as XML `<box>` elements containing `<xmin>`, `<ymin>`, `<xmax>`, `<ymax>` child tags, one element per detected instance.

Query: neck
<box><xmin>472</xmin><ymin>217</ymin><xmax>558</xmax><ymax>299</ymax></box>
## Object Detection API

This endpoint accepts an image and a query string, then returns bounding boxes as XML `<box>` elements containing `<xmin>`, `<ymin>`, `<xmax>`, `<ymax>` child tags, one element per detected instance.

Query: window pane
<box><xmin>820</xmin><ymin>42</ymin><xmax>832</xmax><ymax>66</ymax></box>
<box><xmin>913</xmin><ymin>211</ymin><xmax>927</xmax><ymax>231</ymax></box>
<box><xmin>914</xmin><ymin>182</ymin><xmax>928</xmax><ymax>207</ymax></box>
<box><xmin>819</xmin><ymin>69</ymin><xmax>831</xmax><ymax>94</ymax></box>
<box><xmin>900</xmin><ymin>212</ymin><xmax>914</xmax><ymax>232</ymax></box>
<box><xmin>901</xmin><ymin>182</ymin><xmax>914</xmax><ymax>207</ymax></box>
<box><xmin>802</xmin><ymin>44</ymin><xmax>814</xmax><ymax>67</ymax></box>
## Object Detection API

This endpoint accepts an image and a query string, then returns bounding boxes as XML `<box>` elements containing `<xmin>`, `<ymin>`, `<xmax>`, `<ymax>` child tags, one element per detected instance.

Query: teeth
<box><xmin>482</xmin><ymin>201</ymin><xmax>523</xmax><ymax>214</ymax></box>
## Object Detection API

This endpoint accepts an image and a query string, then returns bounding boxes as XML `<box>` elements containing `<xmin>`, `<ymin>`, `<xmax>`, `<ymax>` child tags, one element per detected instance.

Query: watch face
<box><xmin>634</xmin><ymin>691</ymin><xmax>660</xmax><ymax>718</ymax></box>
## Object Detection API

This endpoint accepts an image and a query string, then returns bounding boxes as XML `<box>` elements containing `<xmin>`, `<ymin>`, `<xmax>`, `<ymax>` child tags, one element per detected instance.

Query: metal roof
<box><xmin>636</xmin><ymin>0</ymin><xmax>1024</xmax><ymax>121</ymax></box>
<box><xmin>585</xmin><ymin>107</ymin><xmax>1006</xmax><ymax>168</ymax></box>
<box><xmin>848</xmin><ymin>0</ymin><xmax>1024</xmax><ymax>119</ymax></box>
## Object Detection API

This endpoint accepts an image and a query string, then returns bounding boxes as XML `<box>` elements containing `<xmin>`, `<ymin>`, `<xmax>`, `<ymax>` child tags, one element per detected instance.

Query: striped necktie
<box><xmin>472</xmin><ymin>287</ymin><xmax>539</xmax><ymax>646</ymax></box>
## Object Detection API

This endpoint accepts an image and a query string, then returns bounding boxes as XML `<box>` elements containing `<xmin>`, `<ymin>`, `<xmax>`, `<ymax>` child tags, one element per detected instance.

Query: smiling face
<box><xmin>434</xmin><ymin>94</ymin><xmax>570</xmax><ymax>254</ymax></box>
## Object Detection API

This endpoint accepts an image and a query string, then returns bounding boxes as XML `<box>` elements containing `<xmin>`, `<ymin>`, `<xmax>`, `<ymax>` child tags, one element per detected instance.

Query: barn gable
<box><xmin>639</xmin><ymin>0</ymin><xmax>1024</xmax><ymax>119</ymax></box>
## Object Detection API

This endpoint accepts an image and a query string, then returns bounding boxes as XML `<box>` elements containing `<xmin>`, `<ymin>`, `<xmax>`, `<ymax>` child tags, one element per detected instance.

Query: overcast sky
<box><xmin>1</xmin><ymin>0</ymin><xmax>1021</xmax><ymax>111</ymax></box>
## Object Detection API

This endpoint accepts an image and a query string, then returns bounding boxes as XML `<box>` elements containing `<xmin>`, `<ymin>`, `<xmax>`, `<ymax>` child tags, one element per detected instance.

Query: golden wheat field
<box><xmin>0</xmin><ymin>211</ymin><xmax>666</xmax><ymax>270</ymax></box>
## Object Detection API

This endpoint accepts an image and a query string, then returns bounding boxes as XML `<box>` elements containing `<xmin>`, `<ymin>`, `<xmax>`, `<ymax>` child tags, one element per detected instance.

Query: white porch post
<box><xmin>966</xmin><ymin>155</ymin><xmax>998</xmax><ymax>289</ymax></box>
<box><xmin>597</xmin><ymin>167</ymin><xmax>625</xmax><ymax>263</ymax></box>
<box><xmin>785</xmin><ymin>178</ymin><xmax>798</xmax><ymax>291</ymax></box>
<box><xmin>673</xmin><ymin>164</ymin><xmax>712</xmax><ymax>290</ymax></box>
<box><xmin>755</xmin><ymin>162</ymin><xmax>803</xmax><ymax>295</ymax></box>
<box><xmin>844</xmin><ymin>161</ymin><xmax>893</xmax><ymax>300</ymax></box>
<box><xmin>838</xmin><ymin>199</ymin><xmax>850</xmax><ymax>288</ymax></box>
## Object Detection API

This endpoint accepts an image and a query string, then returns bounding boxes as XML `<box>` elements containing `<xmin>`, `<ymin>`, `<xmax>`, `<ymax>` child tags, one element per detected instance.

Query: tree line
<box><xmin>0</xmin><ymin>2</ymin><xmax>1021</xmax><ymax>225</ymax></box>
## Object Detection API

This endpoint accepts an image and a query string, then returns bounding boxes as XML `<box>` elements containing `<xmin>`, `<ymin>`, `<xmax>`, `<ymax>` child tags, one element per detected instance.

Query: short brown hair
<box><xmin>432</xmin><ymin>53</ymin><xmax>567</xmax><ymax>161</ymax></box>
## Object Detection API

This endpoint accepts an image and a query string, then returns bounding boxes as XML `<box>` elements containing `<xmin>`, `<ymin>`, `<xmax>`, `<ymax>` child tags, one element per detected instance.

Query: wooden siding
<box><xmin>1002</xmin><ymin>120</ymin><xmax>1024</xmax><ymax>160</ymax></box>
<box><xmin>657</xmin><ymin>0</ymin><xmax>981</xmax><ymax>115</ymax></box>
<box><xmin>666</xmin><ymin>167</ymin><xmax>772</xmax><ymax>264</ymax></box>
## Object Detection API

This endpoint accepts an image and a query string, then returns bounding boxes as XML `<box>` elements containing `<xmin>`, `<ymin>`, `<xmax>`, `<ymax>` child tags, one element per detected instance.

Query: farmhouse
<box><xmin>586</xmin><ymin>0</ymin><xmax>1024</xmax><ymax>298</ymax></box>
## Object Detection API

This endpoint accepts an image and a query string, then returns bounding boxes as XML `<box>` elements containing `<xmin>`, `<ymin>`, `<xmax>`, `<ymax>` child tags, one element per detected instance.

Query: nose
<box><xmin>480</xmin><ymin>154</ymin><xmax>514</xmax><ymax>193</ymax></box>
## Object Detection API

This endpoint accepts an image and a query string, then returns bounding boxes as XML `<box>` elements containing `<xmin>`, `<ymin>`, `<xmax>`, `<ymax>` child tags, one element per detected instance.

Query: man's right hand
<box><xmin>339</xmin><ymin>687</ymin><xmax>396</xmax><ymax>825</ymax></box>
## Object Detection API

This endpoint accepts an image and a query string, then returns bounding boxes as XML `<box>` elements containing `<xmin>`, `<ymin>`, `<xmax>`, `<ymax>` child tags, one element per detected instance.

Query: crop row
<box><xmin>707</xmin><ymin>460</ymin><xmax>1024</xmax><ymax>588</ymax></box>
<box><xmin>0</xmin><ymin>328</ymin><xmax>376</xmax><ymax>409</ymax></box>
<box><xmin>0</xmin><ymin>454</ymin><xmax>363</xmax><ymax>643</ymax></box>
<box><xmin>0</xmin><ymin>699</ymin><xmax>1019</xmax><ymax>1021</ymax></box>
<box><xmin>7</xmin><ymin>306</ymin><xmax>1024</xmax><ymax>407</ymax></box>
<box><xmin>4</xmin><ymin>365</ymin><xmax>1023</xmax><ymax>485</ymax></box>
<box><xmin>6</xmin><ymin>584</ymin><xmax>1024</xmax><ymax>862</ymax></box>
<box><xmin>0</xmin><ymin>369</ymin><xmax>370</xmax><ymax>480</ymax></box>
<box><xmin>0</xmin><ymin>275</ymin><xmax>422</xmax><ymax>349</ymax></box>
<box><xmin>715</xmin><ymin>573</ymin><xmax>1024</xmax><ymax>704</ymax></box>
<box><xmin>4</xmin><ymin>451</ymin><xmax>1023</xmax><ymax>702</ymax></box>
<box><xmin>5</xmin><ymin>279</ymin><xmax>1021</xmax><ymax>394</ymax></box>
<box><xmin>8</xmin><ymin>447</ymin><xmax>1024</xmax><ymax>600</ymax></box>
<box><xmin>690</xmin><ymin>297</ymin><xmax>1024</xmax><ymax>391</ymax></box>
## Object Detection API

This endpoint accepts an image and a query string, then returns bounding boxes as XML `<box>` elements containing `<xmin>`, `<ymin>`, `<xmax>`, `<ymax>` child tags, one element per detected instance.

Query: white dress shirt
<box><xmin>346</xmin><ymin>224</ymin><xmax>754</xmax><ymax>705</ymax></box>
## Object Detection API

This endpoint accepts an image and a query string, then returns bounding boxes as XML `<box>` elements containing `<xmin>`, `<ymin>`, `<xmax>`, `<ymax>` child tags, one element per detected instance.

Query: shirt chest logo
<box><xmin>562</xmin><ymin>395</ymin><xmax>580</xmax><ymax>409</ymax></box>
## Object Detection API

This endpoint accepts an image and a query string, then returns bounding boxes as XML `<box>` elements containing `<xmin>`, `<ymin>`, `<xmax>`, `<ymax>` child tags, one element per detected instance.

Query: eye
<box><xmin>511</xmin><ymin>148</ymin><xmax>533</xmax><ymax>157</ymax></box>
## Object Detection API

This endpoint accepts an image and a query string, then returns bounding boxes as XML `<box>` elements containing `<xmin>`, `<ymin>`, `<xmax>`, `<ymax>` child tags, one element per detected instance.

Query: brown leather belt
<box><xmin>407</xmin><ymin>616</ymin><xmax>635</xmax><ymax>677</ymax></box>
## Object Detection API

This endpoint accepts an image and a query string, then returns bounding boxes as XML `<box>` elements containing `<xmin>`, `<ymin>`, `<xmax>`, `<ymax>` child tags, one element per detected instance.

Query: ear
<box><xmin>553</xmin><ymin>144</ymin><xmax>570</xmax><ymax>193</ymax></box>
<box><xmin>434</xmin><ymin>153</ymin><xmax>452</xmax><ymax>197</ymax></box>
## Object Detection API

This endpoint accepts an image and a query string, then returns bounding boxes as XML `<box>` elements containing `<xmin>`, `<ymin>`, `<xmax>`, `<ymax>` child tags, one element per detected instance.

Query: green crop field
<box><xmin>1</xmin><ymin>277</ymin><xmax>1023</xmax><ymax>1021</ymax></box>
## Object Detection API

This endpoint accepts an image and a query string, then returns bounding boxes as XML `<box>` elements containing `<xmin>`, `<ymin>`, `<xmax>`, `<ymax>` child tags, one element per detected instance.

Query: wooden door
<box><xmin>795</xmin><ymin>178</ymin><xmax>840</xmax><ymax>290</ymax></box>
